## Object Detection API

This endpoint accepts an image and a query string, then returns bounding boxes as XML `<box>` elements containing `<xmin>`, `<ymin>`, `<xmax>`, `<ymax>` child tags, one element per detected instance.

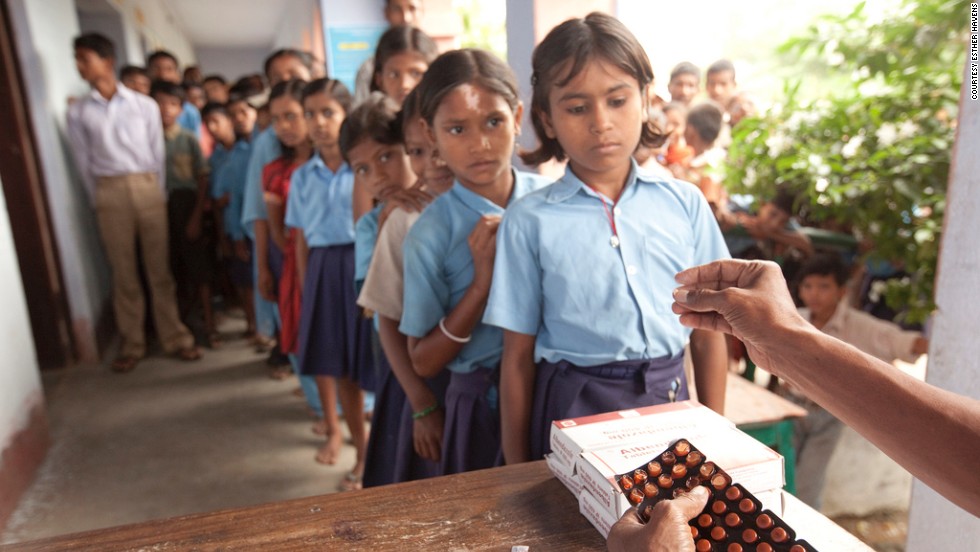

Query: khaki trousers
<box><xmin>94</xmin><ymin>173</ymin><xmax>193</xmax><ymax>358</ymax></box>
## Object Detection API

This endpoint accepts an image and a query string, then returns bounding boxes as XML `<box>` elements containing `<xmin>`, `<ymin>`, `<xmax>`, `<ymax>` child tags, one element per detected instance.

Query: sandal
<box><xmin>337</xmin><ymin>472</ymin><xmax>363</xmax><ymax>492</ymax></box>
<box><xmin>177</xmin><ymin>346</ymin><xmax>202</xmax><ymax>362</ymax></box>
<box><xmin>111</xmin><ymin>356</ymin><xmax>139</xmax><ymax>373</ymax></box>
<box><xmin>269</xmin><ymin>365</ymin><xmax>293</xmax><ymax>380</ymax></box>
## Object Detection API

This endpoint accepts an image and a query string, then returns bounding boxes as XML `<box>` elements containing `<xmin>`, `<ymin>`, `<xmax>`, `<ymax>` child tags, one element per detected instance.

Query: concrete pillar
<box><xmin>905</xmin><ymin>55</ymin><xmax>980</xmax><ymax>548</ymax></box>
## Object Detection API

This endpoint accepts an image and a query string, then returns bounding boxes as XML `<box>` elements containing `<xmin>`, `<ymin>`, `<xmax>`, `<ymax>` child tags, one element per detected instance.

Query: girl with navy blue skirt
<box><xmin>400</xmin><ymin>49</ymin><xmax>552</xmax><ymax>475</ymax></box>
<box><xmin>358</xmin><ymin>88</ymin><xmax>455</xmax><ymax>485</ymax></box>
<box><xmin>287</xmin><ymin>78</ymin><xmax>374</xmax><ymax>491</ymax></box>
<box><xmin>483</xmin><ymin>13</ymin><xmax>731</xmax><ymax>464</ymax></box>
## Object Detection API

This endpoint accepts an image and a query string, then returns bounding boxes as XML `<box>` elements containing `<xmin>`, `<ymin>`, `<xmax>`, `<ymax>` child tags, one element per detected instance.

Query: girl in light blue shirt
<box><xmin>483</xmin><ymin>13</ymin><xmax>731</xmax><ymax>464</ymax></box>
<box><xmin>399</xmin><ymin>49</ymin><xmax>551</xmax><ymax>475</ymax></box>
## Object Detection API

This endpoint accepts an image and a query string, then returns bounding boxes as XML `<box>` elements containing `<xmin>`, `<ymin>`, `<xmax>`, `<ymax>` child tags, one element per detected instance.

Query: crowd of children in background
<box><xmin>69</xmin><ymin>0</ymin><xmax>927</xmax><ymax>508</ymax></box>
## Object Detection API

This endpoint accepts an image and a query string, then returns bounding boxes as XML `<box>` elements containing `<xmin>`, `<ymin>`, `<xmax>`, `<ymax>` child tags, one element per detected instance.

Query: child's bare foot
<box><xmin>311</xmin><ymin>419</ymin><xmax>328</xmax><ymax>436</ymax></box>
<box><xmin>337</xmin><ymin>461</ymin><xmax>365</xmax><ymax>492</ymax></box>
<box><xmin>315</xmin><ymin>433</ymin><xmax>343</xmax><ymax>465</ymax></box>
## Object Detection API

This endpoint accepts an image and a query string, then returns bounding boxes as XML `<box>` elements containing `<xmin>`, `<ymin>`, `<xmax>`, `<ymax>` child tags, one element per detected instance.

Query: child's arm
<box><xmin>295</xmin><ymin>232</ymin><xmax>309</xmax><ymax>290</ymax></box>
<box><xmin>265</xmin><ymin>200</ymin><xmax>287</xmax><ymax>251</ymax></box>
<box><xmin>352</xmin><ymin>178</ymin><xmax>374</xmax><ymax>222</ymax></box>
<box><xmin>254</xmin><ymin>219</ymin><xmax>275</xmax><ymax>301</ymax></box>
<box><xmin>689</xmin><ymin>329</ymin><xmax>727</xmax><ymax>414</ymax></box>
<box><xmin>769</xmin><ymin>227</ymin><xmax>815</xmax><ymax>257</ymax></box>
<box><xmin>186</xmin><ymin>145</ymin><xmax>211</xmax><ymax>240</ymax></box>
<box><xmin>378</xmin><ymin>315</ymin><xmax>443</xmax><ymax>461</ymax></box>
<box><xmin>500</xmin><ymin>329</ymin><xmax>537</xmax><ymax>464</ymax></box>
<box><xmin>407</xmin><ymin>215</ymin><xmax>501</xmax><ymax>377</ymax></box>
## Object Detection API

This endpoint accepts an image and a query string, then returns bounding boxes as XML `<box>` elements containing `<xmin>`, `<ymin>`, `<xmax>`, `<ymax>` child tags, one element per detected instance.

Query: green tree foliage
<box><xmin>725</xmin><ymin>0</ymin><xmax>967</xmax><ymax>323</ymax></box>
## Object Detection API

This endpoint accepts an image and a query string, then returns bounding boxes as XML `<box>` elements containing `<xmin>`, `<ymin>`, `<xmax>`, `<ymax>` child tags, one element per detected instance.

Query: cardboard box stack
<box><xmin>544</xmin><ymin>400</ymin><xmax>786</xmax><ymax>539</ymax></box>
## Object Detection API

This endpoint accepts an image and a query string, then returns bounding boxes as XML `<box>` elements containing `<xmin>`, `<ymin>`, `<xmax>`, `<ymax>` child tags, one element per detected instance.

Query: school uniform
<box><xmin>483</xmin><ymin>161</ymin><xmax>731</xmax><ymax>460</ymax></box>
<box><xmin>262</xmin><ymin>158</ymin><xmax>302</xmax><ymax>354</ymax></box>
<box><xmin>400</xmin><ymin>171</ymin><xmax>551</xmax><ymax>474</ymax></box>
<box><xmin>359</xmin><ymin>207</ymin><xmax>451</xmax><ymax>485</ymax></box>
<box><xmin>286</xmin><ymin>155</ymin><xmax>375</xmax><ymax>392</ymax></box>
<box><xmin>210</xmin><ymin>137</ymin><xmax>253</xmax><ymax>286</ymax></box>
<box><xmin>241</xmin><ymin>127</ymin><xmax>282</xmax><ymax>338</ymax></box>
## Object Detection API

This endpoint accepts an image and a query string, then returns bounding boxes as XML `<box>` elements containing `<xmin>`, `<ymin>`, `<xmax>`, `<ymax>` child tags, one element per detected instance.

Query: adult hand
<box><xmin>671</xmin><ymin>259</ymin><xmax>807</xmax><ymax>371</ymax></box>
<box><xmin>607</xmin><ymin>486</ymin><xmax>709</xmax><ymax>552</ymax></box>
<box><xmin>412</xmin><ymin>407</ymin><xmax>444</xmax><ymax>462</ymax></box>
<box><xmin>467</xmin><ymin>215</ymin><xmax>502</xmax><ymax>292</ymax></box>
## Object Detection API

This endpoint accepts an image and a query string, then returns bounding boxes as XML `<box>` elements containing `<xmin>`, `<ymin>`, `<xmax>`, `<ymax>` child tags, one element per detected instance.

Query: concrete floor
<box><xmin>1</xmin><ymin>315</ymin><xmax>356</xmax><ymax>545</ymax></box>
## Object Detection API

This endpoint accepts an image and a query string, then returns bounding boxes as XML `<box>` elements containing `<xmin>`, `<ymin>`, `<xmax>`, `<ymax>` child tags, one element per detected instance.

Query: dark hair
<box><xmin>416</xmin><ymin>48</ymin><xmax>519</xmax><ymax>126</ymax></box>
<box><xmin>769</xmin><ymin>187</ymin><xmax>798</xmax><ymax>216</ymax></box>
<box><xmin>263</xmin><ymin>49</ymin><xmax>314</xmax><ymax>79</ymax></box>
<box><xmin>339</xmin><ymin>92</ymin><xmax>402</xmax><ymax>163</ymax></box>
<box><xmin>670</xmin><ymin>61</ymin><xmax>700</xmax><ymax>82</ymax></box>
<box><xmin>706</xmin><ymin>59</ymin><xmax>735</xmax><ymax>78</ymax></box>
<box><xmin>371</xmin><ymin>26</ymin><xmax>438</xmax><ymax>93</ymax></box>
<box><xmin>74</xmin><ymin>33</ymin><xmax>115</xmax><ymax>60</ymax></box>
<box><xmin>522</xmin><ymin>12</ymin><xmax>662</xmax><ymax>166</ymax></box>
<box><xmin>399</xmin><ymin>87</ymin><xmax>423</xmax><ymax>136</ymax></box>
<box><xmin>119</xmin><ymin>65</ymin><xmax>147</xmax><ymax>80</ymax></box>
<box><xmin>301</xmin><ymin>78</ymin><xmax>353</xmax><ymax>114</ymax></box>
<box><xmin>203</xmin><ymin>74</ymin><xmax>227</xmax><ymax>85</ymax></box>
<box><xmin>182</xmin><ymin>81</ymin><xmax>204</xmax><ymax>93</ymax></box>
<box><xmin>150</xmin><ymin>80</ymin><xmax>185</xmax><ymax>102</ymax></box>
<box><xmin>147</xmin><ymin>50</ymin><xmax>178</xmax><ymax>67</ymax></box>
<box><xmin>227</xmin><ymin>79</ymin><xmax>263</xmax><ymax>107</ymax></box>
<box><xmin>201</xmin><ymin>102</ymin><xmax>229</xmax><ymax>119</ymax></box>
<box><xmin>686</xmin><ymin>102</ymin><xmax>723</xmax><ymax>144</ymax></box>
<box><xmin>797</xmin><ymin>253</ymin><xmax>849</xmax><ymax>287</ymax></box>
<box><xmin>269</xmin><ymin>79</ymin><xmax>309</xmax><ymax>160</ymax></box>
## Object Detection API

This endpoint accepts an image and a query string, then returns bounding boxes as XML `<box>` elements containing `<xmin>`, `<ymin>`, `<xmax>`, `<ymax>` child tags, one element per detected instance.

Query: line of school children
<box><xmin>77</xmin><ymin>11</ymin><xmax>740</xmax><ymax>493</ymax></box>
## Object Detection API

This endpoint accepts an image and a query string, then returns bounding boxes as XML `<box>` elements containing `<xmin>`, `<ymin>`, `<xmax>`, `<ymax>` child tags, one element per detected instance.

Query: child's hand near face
<box><xmin>468</xmin><ymin>215</ymin><xmax>502</xmax><ymax>292</ymax></box>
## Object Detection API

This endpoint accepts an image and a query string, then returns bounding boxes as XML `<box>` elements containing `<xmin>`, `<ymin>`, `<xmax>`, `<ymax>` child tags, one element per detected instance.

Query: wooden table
<box><xmin>5</xmin><ymin>461</ymin><xmax>870</xmax><ymax>551</ymax></box>
<box><xmin>4</xmin><ymin>462</ymin><xmax>605</xmax><ymax>551</ymax></box>
<box><xmin>724</xmin><ymin>373</ymin><xmax>808</xmax><ymax>494</ymax></box>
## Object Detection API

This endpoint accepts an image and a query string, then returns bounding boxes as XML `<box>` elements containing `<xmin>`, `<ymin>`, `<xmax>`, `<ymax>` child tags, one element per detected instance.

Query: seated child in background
<box><xmin>667</xmin><ymin>61</ymin><xmax>700</xmax><ymax>106</ymax></box>
<box><xmin>670</xmin><ymin>101</ymin><xmax>726</xmax><ymax>206</ymax></box>
<box><xmin>150</xmin><ymin>80</ymin><xmax>217</xmax><ymax>347</ymax></box>
<box><xmin>719</xmin><ymin>188</ymin><xmax>815</xmax><ymax>266</ymax></box>
<box><xmin>204</xmin><ymin>98</ymin><xmax>261</xmax><ymax>343</ymax></box>
<box><xmin>119</xmin><ymin>65</ymin><xmax>150</xmax><ymax>95</ymax></box>
<box><xmin>783</xmin><ymin>253</ymin><xmax>928</xmax><ymax>509</ymax></box>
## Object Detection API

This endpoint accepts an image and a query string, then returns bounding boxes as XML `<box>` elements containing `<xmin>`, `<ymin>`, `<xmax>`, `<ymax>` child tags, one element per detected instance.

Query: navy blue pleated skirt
<box><xmin>296</xmin><ymin>244</ymin><xmax>375</xmax><ymax>392</ymax></box>
<box><xmin>441</xmin><ymin>366</ymin><xmax>503</xmax><ymax>475</ymax></box>
<box><xmin>528</xmin><ymin>354</ymin><xmax>688</xmax><ymax>460</ymax></box>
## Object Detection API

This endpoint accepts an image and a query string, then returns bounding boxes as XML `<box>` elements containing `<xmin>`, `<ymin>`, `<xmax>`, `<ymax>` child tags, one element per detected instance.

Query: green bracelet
<box><xmin>412</xmin><ymin>403</ymin><xmax>439</xmax><ymax>420</ymax></box>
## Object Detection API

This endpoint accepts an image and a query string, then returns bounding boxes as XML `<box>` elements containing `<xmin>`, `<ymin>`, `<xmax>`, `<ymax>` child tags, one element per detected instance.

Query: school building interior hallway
<box><xmin>0</xmin><ymin>315</ymin><xmax>357</xmax><ymax>545</ymax></box>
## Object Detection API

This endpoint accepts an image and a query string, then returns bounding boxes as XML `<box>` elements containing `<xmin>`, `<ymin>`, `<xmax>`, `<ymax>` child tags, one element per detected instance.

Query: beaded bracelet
<box><xmin>412</xmin><ymin>403</ymin><xmax>439</xmax><ymax>420</ymax></box>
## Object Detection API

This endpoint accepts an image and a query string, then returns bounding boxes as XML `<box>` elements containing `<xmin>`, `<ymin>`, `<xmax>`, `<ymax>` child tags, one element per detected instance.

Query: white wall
<box><xmin>8</xmin><ymin>0</ymin><xmax>110</xmax><ymax>361</ymax></box>
<box><xmin>196</xmin><ymin>46</ymin><xmax>268</xmax><ymax>82</ymax></box>
<box><xmin>122</xmin><ymin>0</ymin><xmax>196</xmax><ymax>67</ymax></box>
<box><xmin>906</xmin><ymin>57</ymin><xmax>980</xmax><ymax>549</ymax></box>
<box><xmin>0</xmin><ymin>174</ymin><xmax>44</xmax><ymax>454</ymax></box>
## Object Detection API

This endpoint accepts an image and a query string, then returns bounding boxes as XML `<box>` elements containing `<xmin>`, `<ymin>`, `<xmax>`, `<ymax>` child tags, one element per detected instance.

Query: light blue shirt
<box><xmin>354</xmin><ymin>204</ymin><xmax>383</xmax><ymax>296</ymax></box>
<box><xmin>400</xmin><ymin>171</ymin><xmax>552</xmax><ymax>374</ymax></box>
<box><xmin>285</xmin><ymin>154</ymin><xmax>356</xmax><ymax>248</ymax></box>
<box><xmin>210</xmin><ymin>138</ymin><xmax>252</xmax><ymax>241</ymax></box>
<box><xmin>177</xmin><ymin>101</ymin><xmax>201</xmax><ymax>137</ymax></box>
<box><xmin>483</xmin><ymin>162</ymin><xmax>731</xmax><ymax>366</ymax></box>
<box><xmin>240</xmin><ymin>127</ymin><xmax>282</xmax><ymax>238</ymax></box>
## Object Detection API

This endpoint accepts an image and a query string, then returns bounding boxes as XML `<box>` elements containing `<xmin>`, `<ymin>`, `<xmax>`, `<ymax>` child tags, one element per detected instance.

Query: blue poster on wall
<box><xmin>325</xmin><ymin>26</ymin><xmax>386</xmax><ymax>94</ymax></box>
